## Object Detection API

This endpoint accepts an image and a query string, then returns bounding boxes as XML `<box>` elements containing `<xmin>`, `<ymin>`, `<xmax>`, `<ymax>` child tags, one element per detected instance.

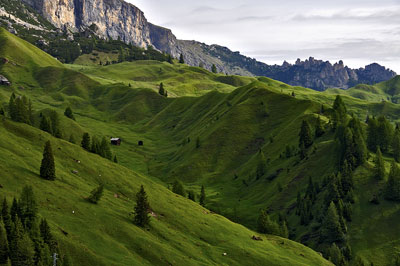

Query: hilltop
<box><xmin>0</xmin><ymin>27</ymin><xmax>334</xmax><ymax>265</ymax></box>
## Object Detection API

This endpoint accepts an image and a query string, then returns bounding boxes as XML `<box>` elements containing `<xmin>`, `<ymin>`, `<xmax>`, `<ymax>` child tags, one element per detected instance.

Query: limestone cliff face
<box><xmin>21</xmin><ymin>0</ymin><xmax>153</xmax><ymax>48</ymax></box>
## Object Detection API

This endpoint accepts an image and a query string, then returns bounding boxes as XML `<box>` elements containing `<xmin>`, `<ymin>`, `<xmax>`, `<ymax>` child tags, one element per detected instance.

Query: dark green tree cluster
<box><xmin>296</xmin><ymin>177</ymin><xmax>319</xmax><ymax>225</ymax></box>
<box><xmin>87</xmin><ymin>184</ymin><xmax>104</xmax><ymax>204</ymax></box>
<box><xmin>199</xmin><ymin>185</ymin><xmax>206</xmax><ymax>206</ymax></box>
<box><xmin>179</xmin><ymin>54</ymin><xmax>185</xmax><ymax>64</ymax></box>
<box><xmin>257</xmin><ymin>210</ymin><xmax>288</xmax><ymax>238</ymax></box>
<box><xmin>8</xmin><ymin>93</ymin><xmax>34</xmax><ymax>125</ymax></box>
<box><xmin>158</xmin><ymin>83</ymin><xmax>168</xmax><ymax>97</ymax></box>
<box><xmin>256</xmin><ymin>150</ymin><xmax>267</xmax><ymax>180</ymax></box>
<box><xmin>384</xmin><ymin>162</ymin><xmax>400</xmax><ymax>201</ymax></box>
<box><xmin>40</xmin><ymin>110</ymin><xmax>62</xmax><ymax>138</ymax></box>
<box><xmin>332</xmin><ymin>95</ymin><xmax>348</xmax><ymax>130</ymax></box>
<box><xmin>0</xmin><ymin>187</ymin><xmax>67</xmax><ymax>266</ymax></box>
<box><xmin>80</xmin><ymin>133</ymin><xmax>113</xmax><ymax>160</ymax></box>
<box><xmin>299</xmin><ymin>120</ymin><xmax>313</xmax><ymax>159</ymax></box>
<box><xmin>40</xmin><ymin>141</ymin><xmax>56</xmax><ymax>181</ymax></box>
<box><xmin>367</xmin><ymin>116</ymin><xmax>394</xmax><ymax>153</ymax></box>
<box><xmin>172</xmin><ymin>180</ymin><xmax>186</xmax><ymax>197</ymax></box>
<box><xmin>63</xmin><ymin>107</ymin><xmax>75</xmax><ymax>120</ymax></box>
<box><xmin>315</xmin><ymin>116</ymin><xmax>325</xmax><ymax>138</ymax></box>
<box><xmin>133</xmin><ymin>185</ymin><xmax>150</xmax><ymax>227</ymax></box>
<box><xmin>211</xmin><ymin>64</ymin><xmax>217</xmax><ymax>74</ymax></box>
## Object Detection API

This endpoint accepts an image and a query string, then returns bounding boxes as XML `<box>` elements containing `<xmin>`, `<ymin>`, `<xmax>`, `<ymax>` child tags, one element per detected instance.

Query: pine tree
<box><xmin>299</xmin><ymin>120</ymin><xmax>313</xmax><ymax>149</ymax></box>
<box><xmin>257</xmin><ymin>210</ymin><xmax>280</xmax><ymax>235</ymax></box>
<box><xmin>19</xmin><ymin>186</ymin><xmax>37</xmax><ymax>230</ymax></box>
<box><xmin>49</xmin><ymin>110</ymin><xmax>61</xmax><ymax>138</ymax></box>
<box><xmin>40</xmin><ymin>141</ymin><xmax>56</xmax><ymax>181</ymax></box>
<box><xmin>167</xmin><ymin>54</ymin><xmax>173</xmax><ymax>64</ymax></box>
<box><xmin>374</xmin><ymin>147</ymin><xmax>385</xmax><ymax>180</ymax></box>
<box><xmin>8</xmin><ymin>93</ymin><xmax>17</xmax><ymax>121</ymax></box>
<box><xmin>91</xmin><ymin>136</ymin><xmax>100</xmax><ymax>154</ymax></box>
<box><xmin>188</xmin><ymin>191</ymin><xmax>196</xmax><ymax>202</ymax></box>
<box><xmin>377</xmin><ymin>116</ymin><xmax>393</xmax><ymax>153</ymax></box>
<box><xmin>99</xmin><ymin>137</ymin><xmax>112</xmax><ymax>160</ymax></box>
<box><xmin>211</xmin><ymin>64</ymin><xmax>217</xmax><ymax>74</ymax></box>
<box><xmin>39</xmin><ymin>219</ymin><xmax>56</xmax><ymax>253</ymax></box>
<box><xmin>196</xmin><ymin>137</ymin><xmax>200</xmax><ymax>149</ymax></box>
<box><xmin>9</xmin><ymin>218</ymin><xmax>34</xmax><ymax>266</ymax></box>
<box><xmin>39</xmin><ymin>115</ymin><xmax>51</xmax><ymax>134</ymax></box>
<box><xmin>199</xmin><ymin>185</ymin><xmax>206</xmax><ymax>206</ymax></box>
<box><xmin>81</xmin><ymin>133</ymin><xmax>91</xmax><ymax>151</ymax></box>
<box><xmin>87</xmin><ymin>184</ymin><xmax>104</xmax><ymax>204</ymax></box>
<box><xmin>134</xmin><ymin>185</ymin><xmax>150</xmax><ymax>227</ymax></box>
<box><xmin>113</xmin><ymin>155</ymin><xmax>118</xmax><ymax>163</ymax></box>
<box><xmin>367</xmin><ymin>116</ymin><xmax>379</xmax><ymax>152</ymax></box>
<box><xmin>393</xmin><ymin>128</ymin><xmax>400</xmax><ymax>163</ymax></box>
<box><xmin>321</xmin><ymin>202</ymin><xmax>344</xmax><ymax>243</ymax></box>
<box><xmin>384</xmin><ymin>162</ymin><xmax>400</xmax><ymax>201</ymax></box>
<box><xmin>179</xmin><ymin>54</ymin><xmax>184</xmax><ymax>64</ymax></box>
<box><xmin>256</xmin><ymin>151</ymin><xmax>267</xmax><ymax>179</ymax></box>
<box><xmin>0</xmin><ymin>107</ymin><xmax>4</xmax><ymax>116</ymax></box>
<box><xmin>328</xmin><ymin>243</ymin><xmax>344</xmax><ymax>266</ymax></box>
<box><xmin>64</xmin><ymin>107</ymin><xmax>75</xmax><ymax>120</ymax></box>
<box><xmin>315</xmin><ymin>116</ymin><xmax>325</xmax><ymax>137</ymax></box>
<box><xmin>158</xmin><ymin>83</ymin><xmax>165</xmax><ymax>96</ymax></box>
<box><xmin>10</xmin><ymin>198</ymin><xmax>20</xmax><ymax>223</ymax></box>
<box><xmin>1</xmin><ymin>198</ymin><xmax>11</xmax><ymax>236</ymax></box>
<box><xmin>0</xmin><ymin>220</ymin><xmax>9</xmax><ymax>264</ymax></box>
<box><xmin>333</xmin><ymin>95</ymin><xmax>347</xmax><ymax>127</ymax></box>
<box><xmin>172</xmin><ymin>180</ymin><xmax>186</xmax><ymax>197</ymax></box>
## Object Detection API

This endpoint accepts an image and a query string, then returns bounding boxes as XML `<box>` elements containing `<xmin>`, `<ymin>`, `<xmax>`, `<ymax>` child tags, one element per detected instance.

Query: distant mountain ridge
<box><xmin>3</xmin><ymin>0</ymin><xmax>396</xmax><ymax>90</ymax></box>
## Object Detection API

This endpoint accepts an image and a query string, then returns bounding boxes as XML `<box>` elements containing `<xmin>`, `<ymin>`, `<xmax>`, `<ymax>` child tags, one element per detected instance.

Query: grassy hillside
<box><xmin>0</xmin><ymin>28</ymin><xmax>334</xmax><ymax>265</ymax></box>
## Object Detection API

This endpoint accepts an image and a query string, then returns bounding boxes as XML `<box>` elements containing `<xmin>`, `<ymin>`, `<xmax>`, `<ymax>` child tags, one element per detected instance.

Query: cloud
<box><xmin>236</xmin><ymin>15</ymin><xmax>273</xmax><ymax>22</ymax></box>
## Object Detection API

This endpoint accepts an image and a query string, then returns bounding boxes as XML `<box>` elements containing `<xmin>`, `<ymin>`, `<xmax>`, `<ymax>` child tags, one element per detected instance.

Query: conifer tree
<box><xmin>64</xmin><ymin>107</ymin><xmax>75</xmax><ymax>120</ymax></box>
<box><xmin>113</xmin><ymin>155</ymin><xmax>118</xmax><ymax>163</ymax></box>
<box><xmin>393</xmin><ymin>128</ymin><xmax>400</xmax><ymax>163</ymax></box>
<box><xmin>19</xmin><ymin>186</ymin><xmax>37</xmax><ymax>230</ymax></box>
<box><xmin>321</xmin><ymin>202</ymin><xmax>344</xmax><ymax>243</ymax></box>
<box><xmin>188</xmin><ymin>191</ymin><xmax>196</xmax><ymax>202</ymax></box>
<box><xmin>39</xmin><ymin>219</ymin><xmax>56</xmax><ymax>253</ymax></box>
<box><xmin>1</xmin><ymin>198</ymin><xmax>11</xmax><ymax>236</ymax></box>
<box><xmin>91</xmin><ymin>136</ymin><xmax>100</xmax><ymax>154</ymax></box>
<box><xmin>39</xmin><ymin>115</ymin><xmax>51</xmax><ymax>134</ymax></box>
<box><xmin>40</xmin><ymin>141</ymin><xmax>56</xmax><ymax>181</ymax></box>
<box><xmin>332</xmin><ymin>95</ymin><xmax>347</xmax><ymax>127</ymax></box>
<box><xmin>199</xmin><ymin>185</ymin><xmax>206</xmax><ymax>206</ymax></box>
<box><xmin>167</xmin><ymin>54</ymin><xmax>173</xmax><ymax>64</ymax></box>
<box><xmin>134</xmin><ymin>185</ymin><xmax>150</xmax><ymax>227</ymax></box>
<box><xmin>179</xmin><ymin>54</ymin><xmax>184</xmax><ymax>64</ymax></box>
<box><xmin>10</xmin><ymin>198</ymin><xmax>19</xmax><ymax>223</ymax></box>
<box><xmin>257</xmin><ymin>210</ymin><xmax>280</xmax><ymax>235</ymax></box>
<box><xmin>0</xmin><ymin>107</ymin><xmax>4</xmax><ymax>116</ymax></box>
<box><xmin>99</xmin><ymin>137</ymin><xmax>112</xmax><ymax>160</ymax></box>
<box><xmin>8</xmin><ymin>93</ymin><xmax>17</xmax><ymax>121</ymax></box>
<box><xmin>196</xmin><ymin>137</ymin><xmax>201</xmax><ymax>149</ymax></box>
<box><xmin>384</xmin><ymin>162</ymin><xmax>400</xmax><ymax>201</ymax></box>
<box><xmin>328</xmin><ymin>243</ymin><xmax>344</xmax><ymax>266</ymax></box>
<box><xmin>158</xmin><ymin>82</ymin><xmax>165</xmax><ymax>96</ymax></box>
<box><xmin>211</xmin><ymin>64</ymin><xmax>217</xmax><ymax>74</ymax></box>
<box><xmin>299</xmin><ymin>120</ymin><xmax>313</xmax><ymax>150</ymax></box>
<box><xmin>81</xmin><ymin>133</ymin><xmax>91</xmax><ymax>151</ymax></box>
<box><xmin>9</xmin><ymin>218</ymin><xmax>34</xmax><ymax>266</ymax></box>
<box><xmin>377</xmin><ymin>116</ymin><xmax>393</xmax><ymax>153</ymax></box>
<box><xmin>87</xmin><ymin>184</ymin><xmax>104</xmax><ymax>204</ymax></box>
<box><xmin>315</xmin><ymin>116</ymin><xmax>325</xmax><ymax>137</ymax></box>
<box><xmin>172</xmin><ymin>180</ymin><xmax>186</xmax><ymax>197</ymax></box>
<box><xmin>256</xmin><ymin>151</ymin><xmax>267</xmax><ymax>179</ymax></box>
<box><xmin>0</xmin><ymin>220</ymin><xmax>9</xmax><ymax>264</ymax></box>
<box><xmin>374</xmin><ymin>147</ymin><xmax>385</xmax><ymax>180</ymax></box>
<box><xmin>367</xmin><ymin>116</ymin><xmax>379</xmax><ymax>152</ymax></box>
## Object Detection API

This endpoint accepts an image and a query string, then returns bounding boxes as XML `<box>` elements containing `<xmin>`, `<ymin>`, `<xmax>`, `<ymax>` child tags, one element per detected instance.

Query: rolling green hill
<box><xmin>0</xmin><ymin>28</ymin><xmax>334</xmax><ymax>265</ymax></box>
<box><xmin>2</xmin><ymin>27</ymin><xmax>400</xmax><ymax>265</ymax></box>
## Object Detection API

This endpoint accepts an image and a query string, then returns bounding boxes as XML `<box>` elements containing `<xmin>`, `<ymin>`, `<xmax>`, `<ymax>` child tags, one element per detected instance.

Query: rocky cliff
<box><xmin>17</xmin><ymin>0</ymin><xmax>398</xmax><ymax>90</ymax></box>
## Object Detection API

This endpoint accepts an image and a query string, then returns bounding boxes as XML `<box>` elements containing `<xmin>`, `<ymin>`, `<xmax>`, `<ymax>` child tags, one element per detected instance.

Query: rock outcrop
<box><xmin>19</xmin><ymin>0</ymin><xmax>397</xmax><ymax>90</ymax></box>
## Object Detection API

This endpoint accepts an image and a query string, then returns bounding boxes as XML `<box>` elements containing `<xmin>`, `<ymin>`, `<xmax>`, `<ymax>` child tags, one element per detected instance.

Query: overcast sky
<box><xmin>127</xmin><ymin>0</ymin><xmax>400</xmax><ymax>72</ymax></box>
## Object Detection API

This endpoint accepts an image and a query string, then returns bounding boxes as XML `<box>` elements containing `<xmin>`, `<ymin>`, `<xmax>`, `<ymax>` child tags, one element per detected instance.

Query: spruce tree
<box><xmin>256</xmin><ymin>151</ymin><xmax>267</xmax><ymax>179</ymax></box>
<box><xmin>9</xmin><ymin>218</ymin><xmax>34</xmax><ymax>266</ymax></box>
<box><xmin>328</xmin><ymin>243</ymin><xmax>344</xmax><ymax>266</ymax></box>
<box><xmin>99</xmin><ymin>137</ymin><xmax>112</xmax><ymax>160</ymax></box>
<box><xmin>257</xmin><ymin>210</ymin><xmax>280</xmax><ymax>235</ymax></box>
<box><xmin>81</xmin><ymin>133</ymin><xmax>91</xmax><ymax>151</ymax></box>
<box><xmin>315</xmin><ymin>116</ymin><xmax>325</xmax><ymax>137</ymax></box>
<box><xmin>211</xmin><ymin>64</ymin><xmax>217</xmax><ymax>74</ymax></box>
<box><xmin>374</xmin><ymin>147</ymin><xmax>385</xmax><ymax>180</ymax></box>
<box><xmin>384</xmin><ymin>162</ymin><xmax>400</xmax><ymax>201</ymax></box>
<box><xmin>39</xmin><ymin>115</ymin><xmax>51</xmax><ymax>134</ymax></box>
<box><xmin>393</xmin><ymin>128</ymin><xmax>400</xmax><ymax>163</ymax></box>
<box><xmin>39</xmin><ymin>219</ymin><xmax>56</xmax><ymax>253</ymax></box>
<box><xmin>19</xmin><ymin>186</ymin><xmax>37</xmax><ymax>230</ymax></box>
<box><xmin>333</xmin><ymin>95</ymin><xmax>347</xmax><ymax>126</ymax></box>
<box><xmin>172</xmin><ymin>180</ymin><xmax>186</xmax><ymax>197</ymax></box>
<box><xmin>10</xmin><ymin>198</ymin><xmax>19</xmax><ymax>223</ymax></box>
<box><xmin>87</xmin><ymin>184</ymin><xmax>104</xmax><ymax>204</ymax></box>
<box><xmin>321</xmin><ymin>202</ymin><xmax>344</xmax><ymax>243</ymax></box>
<box><xmin>158</xmin><ymin>83</ymin><xmax>165</xmax><ymax>96</ymax></box>
<box><xmin>299</xmin><ymin>120</ymin><xmax>313</xmax><ymax>149</ymax></box>
<box><xmin>167</xmin><ymin>54</ymin><xmax>173</xmax><ymax>64</ymax></box>
<box><xmin>1</xmin><ymin>198</ymin><xmax>11</xmax><ymax>236</ymax></box>
<box><xmin>377</xmin><ymin>116</ymin><xmax>393</xmax><ymax>153</ymax></box>
<box><xmin>0</xmin><ymin>220</ymin><xmax>8</xmax><ymax>264</ymax></box>
<box><xmin>134</xmin><ymin>185</ymin><xmax>150</xmax><ymax>227</ymax></box>
<box><xmin>199</xmin><ymin>185</ymin><xmax>206</xmax><ymax>206</ymax></box>
<box><xmin>40</xmin><ymin>141</ymin><xmax>56</xmax><ymax>181</ymax></box>
<box><xmin>179</xmin><ymin>54</ymin><xmax>184</xmax><ymax>64</ymax></box>
<box><xmin>8</xmin><ymin>93</ymin><xmax>17</xmax><ymax>121</ymax></box>
<box><xmin>188</xmin><ymin>191</ymin><xmax>196</xmax><ymax>202</ymax></box>
<box><xmin>64</xmin><ymin>107</ymin><xmax>75</xmax><ymax>120</ymax></box>
<box><xmin>367</xmin><ymin>116</ymin><xmax>379</xmax><ymax>152</ymax></box>
<box><xmin>0</xmin><ymin>107</ymin><xmax>4</xmax><ymax>116</ymax></box>
<box><xmin>113</xmin><ymin>155</ymin><xmax>118</xmax><ymax>163</ymax></box>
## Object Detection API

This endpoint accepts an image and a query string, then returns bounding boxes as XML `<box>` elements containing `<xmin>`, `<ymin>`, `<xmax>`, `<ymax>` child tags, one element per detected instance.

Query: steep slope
<box><xmin>0</xmin><ymin>27</ymin><xmax>334</xmax><ymax>266</ymax></box>
<box><xmin>13</xmin><ymin>0</ymin><xmax>396</xmax><ymax>90</ymax></box>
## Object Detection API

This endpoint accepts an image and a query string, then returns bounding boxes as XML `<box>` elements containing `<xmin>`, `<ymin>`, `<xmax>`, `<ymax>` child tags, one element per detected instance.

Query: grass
<box><xmin>0</xmin><ymin>27</ymin><xmax>333</xmax><ymax>265</ymax></box>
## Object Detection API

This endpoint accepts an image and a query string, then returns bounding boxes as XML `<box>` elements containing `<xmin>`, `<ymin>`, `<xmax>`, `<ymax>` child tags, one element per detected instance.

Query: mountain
<box><xmin>0</xmin><ymin>0</ymin><xmax>393</xmax><ymax>90</ymax></box>
<box><xmin>0</xmin><ymin>27</ymin><xmax>335</xmax><ymax>266</ymax></box>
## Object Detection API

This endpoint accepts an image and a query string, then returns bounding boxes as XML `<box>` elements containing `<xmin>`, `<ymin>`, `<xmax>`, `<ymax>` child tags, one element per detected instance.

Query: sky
<box><xmin>127</xmin><ymin>0</ymin><xmax>400</xmax><ymax>72</ymax></box>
